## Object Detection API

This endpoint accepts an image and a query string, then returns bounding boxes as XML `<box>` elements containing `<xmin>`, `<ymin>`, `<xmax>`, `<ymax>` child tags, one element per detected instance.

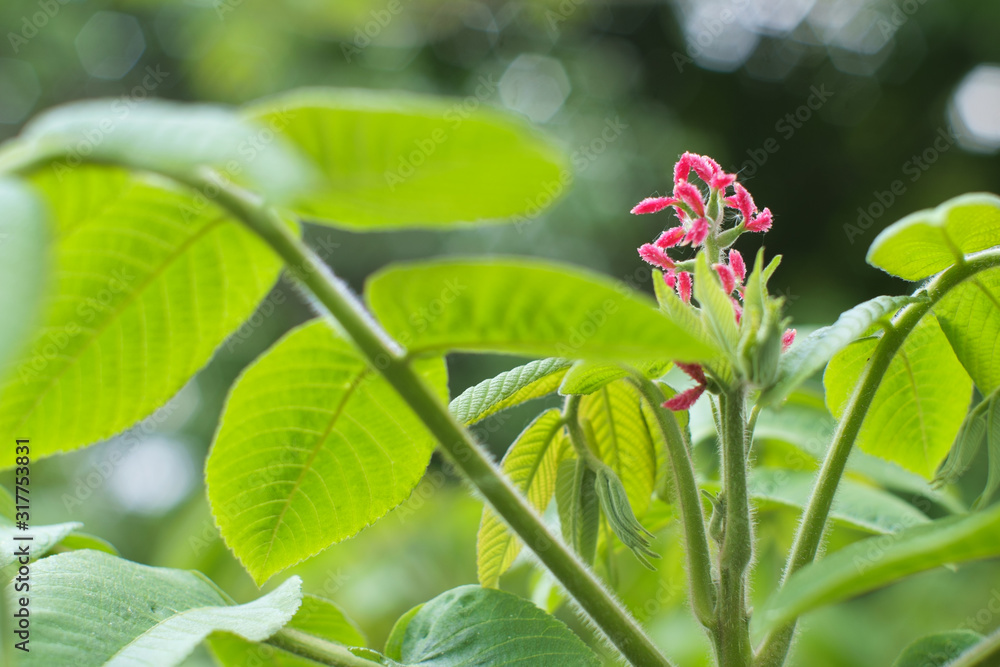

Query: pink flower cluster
<box><xmin>632</xmin><ymin>152</ymin><xmax>795</xmax><ymax>410</ymax></box>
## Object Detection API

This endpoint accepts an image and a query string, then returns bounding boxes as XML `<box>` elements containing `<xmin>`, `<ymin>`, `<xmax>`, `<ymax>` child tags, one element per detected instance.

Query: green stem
<box><xmin>946</xmin><ymin>628</ymin><xmax>1000</xmax><ymax>667</ymax></box>
<box><xmin>631</xmin><ymin>375</ymin><xmax>717</xmax><ymax>628</ymax></box>
<box><xmin>563</xmin><ymin>395</ymin><xmax>601</xmax><ymax>467</ymax></box>
<box><xmin>754</xmin><ymin>250</ymin><xmax>1000</xmax><ymax>667</ymax></box>
<box><xmin>717</xmin><ymin>387</ymin><xmax>753</xmax><ymax>667</ymax></box>
<box><xmin>182</xmin><ymin>170</ymin><xmax>673</xmax><ymax>667</ymax></box>
<box><xmin>267</xmin><ymin>628</ymin><xmax>380</xmax><ymax>667</ymax></box>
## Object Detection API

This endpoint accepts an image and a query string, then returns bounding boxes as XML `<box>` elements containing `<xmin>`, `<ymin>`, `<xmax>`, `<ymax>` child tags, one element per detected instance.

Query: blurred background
<box><xmin>3</xmin><ymin>0</ymin><xmax>1000</xmax><ymax>665</ymax></box>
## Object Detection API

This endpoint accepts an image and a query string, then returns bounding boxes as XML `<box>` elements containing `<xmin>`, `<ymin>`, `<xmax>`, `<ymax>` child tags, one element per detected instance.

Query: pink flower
<box><xmin>746</xmin><ymin>207</ymin><xmax>772</xmax><ymax>233</ymax></box>
<box><xmin>728</xmin><ymin>249</ymin><xmax>746</xmax><ymax>282</ymax></box>
<box><xmin>724</xmin><ymin>183</ymin><xmax>756</xmax><ymax>222</ymax></box>
<box><xmin>685</xmin><ymin>217</ymin><xmax>710</xmax><ymax>246</ymax></box>
<box><xmin>664</xmin><ymin>362</ymin><xmax>708</xmax><ymax>411</ymax></box>
<box><xmin>782</xmin><ymin>328</ymin><xmax>796</xmax><ymax>351</ymax></box>
<box><xmin>631</xmin><ymin>196</ymin><xmax>678</xmax><ymax>215</ymax></box>
<box><xmin>714</xmin><ymin>263</ymin><xmax>737</xmax><ymax>294</ymax></box>
<box><xmin>731</xmin><ymin>297</ymin><xmax>743</xmax><ymax>323</ymax></box>
<box><xmin>677</xmin><ymin>271</ymin><xmax>692</xmax><ymax>303</ymax></box>
<box><xmin>673</xmin><ymin>181</ymin><xmax>705</xmax><ymax>217</ymax></box>
<box><xmin>673</xmin><ymin>152</ymin><xmax>701</xmax><ymax>184</ymax></box>
<box><xmin>638</xmin><ymin>243</ymin><xmax>676</xmax><ymax>270</ymax></box>
<box><xmin>709</xmin><ymin>170</ymin><xmax>736</xmax><ymax>190</ymax></box>
<box><xmin>655</xmin><ymin>227</ymin><xmax>687</xmax><ymax>248</ymax></box>
<box><xmin>663</xmin><ymin>269</ymin><xmax>677</xmax><ymax>288</ymax></box>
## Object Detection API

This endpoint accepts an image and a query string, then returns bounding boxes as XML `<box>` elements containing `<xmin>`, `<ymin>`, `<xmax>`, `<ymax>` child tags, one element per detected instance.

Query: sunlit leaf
<box><xmin>0</xmin><ymin>166</ymin><xmax>284</xmax><ymax>464</ymax></box>
<box><xmin>367</xmin><ymin>258</ymin><xmax>718</xmax><ymax>363</ymax></box>
<box><xmin>246</xmin><ymin>88</ymin><xmax>569</xmax><ymax>229</ymax></box>
<box><xmin>558</xmin><ymin>359</ymin><xmax>671</xmax><ymax>395</ymax></box>
<box><xmin>206</xmin><ymin>320</ymin><xmax>447</xmax><ymax>584</ymax></box>
<box><xmin>824</xmin><ymin>315</ymin><xmax>972</xmax><ymax>478</ymax></box>
<box><xmin>757</xmin><ymin>504</ymin><xmax>1000</xmax><ymax>633</ymax></box>
<box><xmin>477</xmin><ymin>409</ymin><xmax>566</xmax><ymax>588</ymax></box>
<box><xmin>450</xmin><ymin>357</ymin><xmax>572</xmax><ymax>425</ymax></box>
<box><xmin>867</xmin><ymin>193</ymin><xmax>1000</xmax><ymax>281</ymax></box>
<box><xmin>6</xmin><ymin>550</ymin><xmax>301</xmax><ymax>667</ymax></box>
<box><xmin>935</xmin><ymin>267</ymin><xmax>1000</xmax><ymax>393</ymax></box>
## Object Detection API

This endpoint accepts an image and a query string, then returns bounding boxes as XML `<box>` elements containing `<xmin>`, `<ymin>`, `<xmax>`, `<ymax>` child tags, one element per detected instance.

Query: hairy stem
<box><xmin>755</xmin><ymin>250</ymin><xmax>1000</xmax><ymax>667</ymax></box>
<box><xmin>717</xmin><ymin>387</ymin><xmax>753</xmax><ymax>667</ymax></box>
<box><xmin>631</xmin><ymin>375</ymin><xmax>717</xmax><ymax>628</ymax></box>
<box><xmin>267</xmin><ymin>629</ymin><xmax>380</xmax><ymax>667</ymax></box>
<box><xmin>187</xmin><ymin>171</ymin><xmax>673</xmax><ymax>667</ymax></box>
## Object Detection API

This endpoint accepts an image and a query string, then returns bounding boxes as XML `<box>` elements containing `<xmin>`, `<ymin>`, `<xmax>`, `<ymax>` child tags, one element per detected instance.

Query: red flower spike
<box><xmin>638</xmin><ymin>243</ymin><xmax>676</xmax><ymax>270</ymax></box>
<box><xmin>728</xmin><ymin>249</ymin><xmax>746</xmax><ymax>283</ymax></box>
<box><xmin>631</xmin><ymin>196</ymin><xmax>679</xmax><ymax>215</ymax></box>
<box><xmin>746</xmin><ymin>207</ymin><xmax>773</xmax><ymax>233</ymax></box>
<box><xmin>673</xmin><ymin>152</ymin><xmax>700</xmax><ymax>184</ymax></box>
<box><xmin>664</xmin><ymin>269</ymin><xmax>677</xmax><ymax>288</ymax></box>
<box><xmin>664</xmin><ymin>385</ymin><xmax>706</xmax><ymax>411</ymax></box>
<box><xmin>714</xmin><ymin>263</ymin><xmax>737</xmax><ymax>294</ymax></box>
<box><xmin>676</xmin><ymin>362</ymin><xmax>706</xmax><ymax>384</ymax></box>
<box><xmin>673</xmin><ymin>181</ymin><xmax>706</xmax><ymax>217</ymax></box>
<box><xmin>685</xmin><ymin>217</ymin><xmax>710</xmax><ymax>246</ymax></box>
<box><xmin>724</xmin><ymin>183</ymin><xmax>756</xmax><ymax>222</ymax></box>
<box><xmin>677</xmin><ymin>271</ymin><xmax>692</xmax><ymax>303</ymax></box>
<box><xmin>731</xmin><ymin>297</ymin><xmax>743</xmax><ymax>323</ymax></box>
<box><xmin>655</xmin><ymin>227</ymin><xmax>687</xmax><ymax>249</ymax></box>
<box><xmin>782</xmin><ymin>328</ymin><xmax>797</xmax><ymax>352</ymax></box>
<box><xmin>709</xmin><ymin>170</ymin><xmax>736</xmax><ymax>191</ymax></box>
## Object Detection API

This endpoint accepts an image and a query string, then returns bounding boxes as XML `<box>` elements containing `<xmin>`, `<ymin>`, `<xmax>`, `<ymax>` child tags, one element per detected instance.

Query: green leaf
<box><xmin>366</xmin><ymin>257</ymin><xmax>717</xmax><ymax>363</ymax></box>
<box><xmin>393</xmin><ymin>585</ymin><xmax>600</xmax><ymax>666</ymax></box>
<box><xmin>745</xmin><ymin>468</ymin><xmax>929</xmax><ymax>534</ymax></box>
<box><xmin>384</xmin><ymin>604</ymin><xmax>422</xmax><ymax>662</ymax></box>
<box><xmin>762</xmin><ymin>295</ymin><xmax>920</xmax><ymax>406</ymax></box>
<box><xmin>935</xmin><ymin>267</ymin><xmax>1000</xmax><ymax>393</ymax></box>
<box><xmin>578</xmin><ymin>380</ymin><xmax>659</xmax><ymax>519</ymax></box>
<box><xmin>558</xmin><ymin>359</ymin><xmax>671</xmax><ymax>395</ymax></box>
<box><xmin>8</xmin><ymin>550</ymin><xmax>301</xmax><ymax>667</ymax></box>
<box><xmin>246</xmin><ymin>88</ymin><xmax>569</xmax><ymax>230</ymax></box>
<box><xmin>0</xmin><ymin>179</ymin><xmax>47</xmax><ymax>376</ymax></box>
<box><xmin>477</xmin><ymin>409</ymin><xmax>566</xmax><ymax>588</ymax></box>
<box><xmin>0</xmin><ymin>520</ymin><xmax>81</xmax><ymax>569</ymax></box>
<box><xmin>824</xmin><ymin>314</ymin><xmax>973</xmax><ymax>479</ymax></box>
<box><xmin>556</xmin><ymin>458</ymin><xmax>599</xmax><ymax>566</ymax></box>
<box><xmin>867</xmin><ymin>193</ymin><xmax>1000</xmax><ymax>281</ymax></box>
<box><xmin>0</xmin><ymin>166</ymin><xmax>284</xmax><ymax>463</ymax></box>
<box><xmin>449</xmin><ymin>357</ymin><xmax>572</xmax><ymax>425</ymax></box>
<box><xmin>592</xmin><ymin>462</ymin><xmax>657</xmax><ymax>567</ymax></box>
<box><xmin>207</xmin><ymin>320</ymin><xmax>447</xmax><ymax>584</ymax></box>
<box><xmin>891</xmin><ymin>631</ymin><xmax>984</xmax><ymax>667</ymax></box>
<box><xmin>757</xmin><ymin>503</ymin><xmax>1000</xmax><ymax>633</ymax></box>
<box><xmin>694</xmin><ymin>251</ymin><xmax>740</xmax><ymax>359</ymax></box>
<box><xmin>651</xmin><ymin>268</ymin><xmax>712</xmax><ymax>348</ymax></box>
<box><xmin>209</xmin><ymin>594</ymin><xmax>366</xmax><ymax>667</ymax></box>
<box><xmin>9</xmin><ymin>97</ymin><xmax>310</xmax><ymax>202</ymax></box>
<box><xmin>978</xmin><ymin>395</ymin><xmax>1000</xmax><ymax>508</ymax></box>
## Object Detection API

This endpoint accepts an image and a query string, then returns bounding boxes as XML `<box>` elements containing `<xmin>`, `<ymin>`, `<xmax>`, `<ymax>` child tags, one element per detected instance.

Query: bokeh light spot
<box><xmin>75</xmin><ymin>11</ymin><xmax>146</xmax><ymax>80</ymax></box>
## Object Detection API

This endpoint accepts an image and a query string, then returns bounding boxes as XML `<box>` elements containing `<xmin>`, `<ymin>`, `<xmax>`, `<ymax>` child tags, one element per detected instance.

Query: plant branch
<box><xmin>754</xmin><ymin>249</ymin><xmax>1000</xmax><ymax>667</ymax></box>
<box><xmin>631</xmin><ymin>374</ymin><xmax>717</xmax><ymax>628</ymax></box>
<box><xmin>267</xmin><ymin>629</ymin><xmax>381</xmax><ymax>667</ymax></box>
<box><xmin>181</xmin><ymin>169</ymin><xmax>674</xmax><ymax>667</ymax></box>
<box><xmin>717</xmin><ymin>386</ymin><xmax>753</xmax><ymax>667</ymax></box>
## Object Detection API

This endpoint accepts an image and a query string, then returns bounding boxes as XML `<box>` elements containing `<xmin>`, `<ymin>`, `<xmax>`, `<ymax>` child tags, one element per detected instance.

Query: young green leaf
<box><xmin>867</xmin><ymin>193</ymin><xmax>1000</xmax><ymax>280</ymax></box>
<box><xmin>891</xmin><ymin>631</ymin><xmax>983</xmax><ymax>667</ymax></box>
<box><xmin>761</xmin><ymin>294</ymin><xmax>920</xmax><ymax>406</ymax></box>
<box><xmin>592</xmin><ymin>462</ymin><xmax>658</xmax><ymax>568</ymax></box>
<box><xmin>757</xmin><ymin>503</ymin><xmax>1000</xmax><ymax>634</ymax></box>
<box><xmin>651</xmin><ymin>268</ymin><xmax>714</xmax><ymax>350</ymax></box>
<box><xmin>391</xmin><ymin>585</ymin><xmax>600</xmax><ymax>666</ymax></box>
<box><xmin>558</xmin><ymin>359</ymin><xmax>671</xmax><ymax>396</ymax></box>
<box><xmin>0</xmin><ymin>520</ymin><xmax>81</xmax><ymax>569</ymax></box>
<box><xmin>0</xmin><ymin>179</ymin><xmax>47</xmax><ymax>377</ymax></box>
<box><xmin>209</xmin><ymin>594</ymin><xmax>367</xmax><ymax>667</ymax></box>
<box><xmin>206</xmin><ymin>320</ymin><xmax>447</xmax><ymax>584</ymax></box>
<box><xmin>449</xmin><ymin>357</ymin><xmax>573</xmax><ymax>425</ymax></box>
<box><xmin>977</xmin><ymin>395</ymin><xmax>1000</xmax><ymax>508</ymax></box>
<box><xmin>694</xmin><ymin>251</ymin><xmax>740</xmax><ymax>358</ymax></box>
<box><xmin>824</xmin><ymin>314</ymin><xmax>973</xmax><ymax>479</ymax></box>
<box><xmin>0</xmin><ymin>166</ymin><xmax>284</xmax><ymax>464</ymax></box>
<box><xmin>11</xmin><ymin>97</ymin><xmax>310</xmax><ymax>202</ymax></box>
<box><xmin>935</xmin><ymin>267</ymin><xmax>1000</xmax><ymax>393</ymax></box>
<box><xmin>556</xmin><ymin>458</ymin><xmax>600</xmax><ymax>566</ymax></box>
<box><xmin>245</xmin><ymin>88</ymin><xmax>569</xmax><ymax>229</ymax></box>
<box><xmin>578</xmin><ymin>380</ymin><xmax>659</xmax><ymax>518</ymax></box>
<box><xmin>8</xmin><ymin>550</ymin><xmax>302</xmax><ymax>667</ymax></box>
<box><xmin>366</xmin><ymin>257</ymin><xmax>717</xmax><ymax>364</ymax></box>
<box><xmin>477</xmin><ymin>409</ymin><xmax>567</xmax><ymax>588</ymax></box>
